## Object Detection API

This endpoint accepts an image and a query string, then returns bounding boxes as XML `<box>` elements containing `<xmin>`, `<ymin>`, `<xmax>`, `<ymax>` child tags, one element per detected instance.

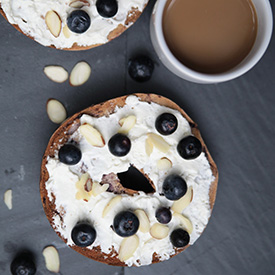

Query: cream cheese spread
<box><xmin>0</xmin><ymin>0</ymin><xmax>148</xmax><ymax>48</ymax></box>
<box><xmin>45</xmin><ymin>96</ymin><xmax>215</xmax><ymax>266</ymax></box>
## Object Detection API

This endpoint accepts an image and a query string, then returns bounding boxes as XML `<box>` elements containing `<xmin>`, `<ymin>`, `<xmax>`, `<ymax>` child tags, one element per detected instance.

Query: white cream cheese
<box><xmin>45</xmin><ymin>95</ymin><xmax>215</xmax><ymax>266</ymax></box>
<box><xmin>1</xmin><ymin>0</ymin><xmax>148</xmax><ymax>48</ymax></box>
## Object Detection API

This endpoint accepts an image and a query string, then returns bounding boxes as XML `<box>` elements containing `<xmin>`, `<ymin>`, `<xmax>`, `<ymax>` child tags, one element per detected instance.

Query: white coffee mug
<box><xmin>150</xmin><ymin>0</ymin><xmax>273</xmax><ymax>84</ymax></box>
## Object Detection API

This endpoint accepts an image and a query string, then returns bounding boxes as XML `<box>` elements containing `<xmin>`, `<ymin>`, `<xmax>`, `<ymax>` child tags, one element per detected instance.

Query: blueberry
<box><xmin>58</xmin><ymin>144</ymin><xmax>82</xmax><ymax>165</ymax></box>
<box><xmin>155</xmin><ymin>113</ymin><xmax>178</xmax><ymax>135</ymax></box>
<box><xmin>155</xmin><ymin>207</ymin><xmax>172</xmax><ymax>224</ymax></box>
<box><xmin>170</xmin><ymin>228</ymin><xmax>190</xmax><ymax>247</ymax></box>
<box><xmin>113</xmin><ymin>211</ymin><xmax>139</xmax><ymax>237</ymax></box>
<box><xmin>177</xmin><ymin>136</ymin><xmax>202</xmax><ymax>160</ymax></box>
<box><xmin>128</xmin><ymin>56</ymin><xmax>154</xmax><ymax>82</ymax></box>
<box><xmin>71</xmin><ymin>222</ymin><xmax>96</xmax><ymax>247</ymax></box>
<box><xmin>10</xmin><ymin>252</ymin><xmax>36</xmax><ymax>275</ymax></box>
<box><xmin>108</xmin><ymin>133</ymin><xmax>131</xmax><ymax>157</ymax></box>
<box><xmin>96</xmin><ymin>0</ymin><xmax>118</xmax><ymax>18</ymax></box>
<box><xmin>163</xmin><ymin>174</ymin><xmax>187</xmax><ymax>200</ymax></box>
<box><xmin>67</xmin><ymin>10</ymin><xmax>91</xmax><ymax>34</ymax></box>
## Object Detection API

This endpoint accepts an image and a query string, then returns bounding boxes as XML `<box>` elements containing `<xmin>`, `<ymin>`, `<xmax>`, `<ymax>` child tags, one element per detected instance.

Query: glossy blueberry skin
<box><xmin>162</xmin><ymin>174</ymin><xmax>187</xmax><ymax>200</ymax></box>
<box><xmin>96</xmin><ymin>0</ymin><xmax>118</xmax><ymax>18</ymax></box>
<box><xmin>177</xmin><ymin>136</ymin><xmax>202</xmax><ymax>160</ymax></box>
<box><xmin>108</xmin><ymin>133</ymin><xmax>131</xmax><ymax>157</ymax></box>
<box><xmin>155</xmin><ymin>207</ymin><xmax>172</xmax><ymax>224</ymax></box>
<box><xmin>10</xmin><ymin>253</ymin><xmax>36</xmax><ymax>275</ymax></box>
<box><xmin>58</xmin><ymin>144</ymin><xmax>82</xmax><ymax>165</ymax></box>
<box><xmin>71</xmin><ymin>223</ymin><xmax>96</xmax><ymax>247</ymax></box>
<box><xmin>170</xmin><ymin>228</ymin><xmax>190</xmax><ymax>247</ymax></box>
<box><xmin>155</xmin><ymin>113</ymin><xmax>178</xmax><ymax>135</ymax></box>
<box><xmin>67</xmin><ymin>10</ymin><xmax>91</xmax><ymax>33</ymax></box>
<box><xmin>128</xmin><ymin>56</ymin><xmax>154</xmax><ymax>82</ymax></box>
<box><xmin>113</xmin><ymin>211</ymin><xmax>139</xmax><ymax>237</ymax></box>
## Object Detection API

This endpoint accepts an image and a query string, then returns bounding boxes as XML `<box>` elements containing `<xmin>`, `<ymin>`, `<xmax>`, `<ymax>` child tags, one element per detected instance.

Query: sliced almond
<box><xmin>171</xmin><ymin>186</ymin><xmax>193</xmax><ymax>213</ymax></box>
<box><xmin>84</xmin><ymin>178</ymin><xmax>93</xmax><ymax>192</ymax></box>
<box><xmin>118</xmin><ymin>115</ymin><xmax>136</xmax><ymax>134</ymax></box>
<box><xmin>173</xmin><ymin>213</ymin><xmax>193</xmax><ymax>234</ymax></box>
<box><xmin>47</xmin><ymin>99</ymin><xmax>67</xmax><ymax>124</ymax></box>
<box><xmin>91</xmin><ymin>181</ymin><xmax>109</xmax><ymax>197</ymax></box>
<box><xmin>134</xmin><ymin>209</ymin><xmax>150</xmax><ymax>233</ymax></box>
<box><xmin>149</xmin><ymin>223</ymin><xmax>169</xmax><ymax>240</ymax></box>
<box><xmin>102</xmin><ymin>196</ymin><xmax>122</xmax><ymax>218</ymax></box>
<box><xmin>118</xmin><ymin>235</ymin><xmax>139</xmax><ymax>262</ymax></box>
<box><xmin>4</xmin><ymin>189</ymin><xmax>12</xmax><ymax>210</ymax></box>
<box><xmin>45</xmin><ymin>11</ymin><xmax>61</xmax><ymax>38</ymax></box>
<box><xmin>76</xmin><ymin>173</ymin><xmax>89</xmax><ymax>189</ymax></box>
<box><xmin>69</xmin><ymin>0</ymin><xmax>90</xmax><ymax>8</ymax></box>
<box><xmin>147</xmin><ymin>133</ymin><xmax>170</xmax><ymax>153</ymax></box>
<box><xmin>145</xmin><ymin>138</ymin><xmax>153</xmax><ymax>156</ymax></box>
<box><xmin>79</xmin><ymin>124</ymin><xmax>105</xmax><ymax>147</ymax></box>
<box><xmin>42</xmin><ymin>246</ymin><xmax>60</xmax><ymax>273</ymax></box>
<box><xmin>44</xmin><ymin>66</ymin><xmax>68</xmax><ymax>83</ymax></box>
<box><xmin>62</xmin><ymin>25</ymin><xmax>71</xmax><ymax>38</ymax></box>
<box><xmin>69</xmin><ymin>61</ymin><xmax>91</xmax><ymax>86</ymax></box>
<box><xmin>75</xmin><ymin>173</ymin><xmax>93</xmax><ymax>201</ymax></box>
<box><xmin>157</xmin><ymin>157</ymin><xmax>172</xmax><ymax>170</ymax></box>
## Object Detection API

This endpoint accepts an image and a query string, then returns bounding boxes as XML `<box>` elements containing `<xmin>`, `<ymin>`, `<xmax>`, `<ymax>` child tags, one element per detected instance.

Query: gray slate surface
<box><xmin>0</xmin><ymin>1</ymin><xmax>275</xmax><ymax>274</ymax></box>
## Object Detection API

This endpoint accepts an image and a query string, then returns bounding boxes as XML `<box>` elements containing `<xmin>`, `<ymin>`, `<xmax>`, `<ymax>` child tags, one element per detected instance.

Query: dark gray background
<box><xmin>0</xmin><ymin>1</ymin><xmax>274</xmax><ymax>274</ymax></box>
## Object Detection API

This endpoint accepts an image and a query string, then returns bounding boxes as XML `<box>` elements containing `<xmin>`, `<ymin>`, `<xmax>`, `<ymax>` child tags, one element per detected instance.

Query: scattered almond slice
<box><xmin>69</xmin><ymin>61</ymin><xmax>91</xmax><ymax>86</ymax></box>
<box><xmin>102</xmin><ymin>196</ymin><xmax>122</xmax><ymax>218</ymax></box>
<box><xmin>42</xmin><ymin>246</ymin><xmax>60</xmax><ymax>273</ymax></box>
<box><xmin>134</xmin><ymin>209</ymin><xmax>150</xmax><ymax>233</ymax></box>
<box><xmin>147</xmin><ymin>133</ymin><xmax>170</xmax><ymax>153</ymax></box>
<box><xmin>84</xmin><ymin>178</ymin><xmax>93</xmax><ymax>192</ymax></box>
<box><xmin>150</xmin><ymin>223</ymin><xmax>169</xmax><ymax>239</ymax></box>
<box><xmin>69</xmin><ymin>0</ymin><xmax>90</xmax><ymax>8</ymax></box>
<box><xmin>75</xmin><ymin>173</ymin><xmax>93</xmax><ymax>201</ymax></box>
<box><xmin>91</xmin><ymin>181</ymin><xmax>109</xmax><ymax>197</ymax></box>
<box><xmin>118</xmin><ymin>235</ymin><xmax>139</xmax><ymax>262</ymax></box>
<box><xmin>45</xmin><ymin>11</ymin><xmax>61</xmax><ymax>38</ymax></box>
<box><xmin>171</xmin><ymin>186</ymin><xmax>193</xmax><ymax>213</ymax></box>
<box><xmin>173</xmin><ymin>213</ymin><xmax>193</xmax><ymax>234</ymax></box>
<box><xmin>79</xmin><ymin>124</ymin><xmax>105</xmax><ymax>147</ymax></box>
<box><xmin>118</xmin><ymin>115</ymin><xmax>136</xmax><ymax>134</ymax></box>
<box><xmin>47</xmin><ymin>99</ymin><xmax>67</xmax><ymax>124</ymax></box>
<box><xmin>145</xmin><ymin>138</ymin><xmax>153</xmax><ymax>156</ymax></box>
<box><xmin>62</xmin><ymin>25</ymin><xmax>71</xmax><ymax>38</ymax></box>
<box><xmin>157</xmin><ymin>157</ymin><xmax>172</xmax><ymax>170</ymax></box>
<box><xmin>44</xmin><ymin>66</ymin><xmax>68</xmax><ymax>83</ymax></box>
<box><xmin>4</xmin><ymin>189</ymin><xmax>12</xmax><ymax>210</ymax></box>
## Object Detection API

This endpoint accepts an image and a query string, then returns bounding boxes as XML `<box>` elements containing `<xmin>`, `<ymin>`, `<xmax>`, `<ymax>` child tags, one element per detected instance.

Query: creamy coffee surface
<box><xmin>163</xmin><ymin>0</ymin><xmax>258</xmax><ymax>74</ymax></box>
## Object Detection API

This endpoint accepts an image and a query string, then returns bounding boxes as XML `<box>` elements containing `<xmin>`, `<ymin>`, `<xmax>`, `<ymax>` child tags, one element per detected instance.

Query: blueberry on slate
<box><xmin>170</xmin><ymin>228</ymin><xmax>190</xmax><ymax>247</ymax></box>
<box><xmin>163</xmin><ymin>174</ymin><xmax>187</xmax><ymax>200</ymax></box>
<box><xmin>155</xmin><ymin>113</ymin><xmax>178</xmax><ymax>135</ymax></box>
<box><xmin>108</xmin><ymin>133</ymin><xmax>131</xmax><ymax>157</ymax></box>
<box><xmin>71</xmin><ymin>223</ymin><xmax>96</xmax><ymax>247</ymax></box>
<box><xmin>155</xmin><ymin>207</ymin><xmax>172</xmax><ymax>224</ymax></box>
<box><xmin>177</xmin><ymin>136</ymin><xmax>202</xmax><ymax>160</ymax></box>
<box><xmin>67</xmin><ymin>10</ymin><xmax>91</xmax><ymax>33</ymax></box>
<box><xmin>96</xmin><ymin>0</ymin><xmax>118</xmax><ymax>18</ymax></box>
<box><xmin>10</xmin><ymin>252</ymin><xmax>36</xmax><ymax>275</ymax></box>
<box><xmin>128</xmin><ymin>56</ymin><xmax>154</xmax><ymax>82</ymax></box>
<box><xmin>58</xmin><ymin>144</ymin><xmax>82</xmax><ymax>165</ymax></box>
<box><xmin>113</xmin><ymin>211</ymin><xmax>139</xmax><ymax>237</ymax></box>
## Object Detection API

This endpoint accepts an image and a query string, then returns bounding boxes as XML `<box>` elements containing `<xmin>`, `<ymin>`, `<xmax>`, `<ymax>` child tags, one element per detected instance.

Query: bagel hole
<box><xmin>117</xmin><ymin>165</ymin><xmax>155</xmax><ymax>194</ymax></box>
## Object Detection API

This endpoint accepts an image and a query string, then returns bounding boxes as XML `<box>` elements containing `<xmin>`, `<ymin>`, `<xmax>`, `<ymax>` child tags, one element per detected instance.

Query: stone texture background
<box><xmin>0</xmin><ymin>1</ymin><xmax>274</xmax><ymax>274</ymax></box>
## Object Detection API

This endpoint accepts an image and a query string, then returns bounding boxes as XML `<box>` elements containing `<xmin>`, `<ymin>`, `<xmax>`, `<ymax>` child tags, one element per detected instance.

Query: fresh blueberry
<box><xmin>58</xmin><ymin>144</ymin><xmax>82</xmax><ymax>165</ymax></box>
<box><xmin>67</xmin><ymin>10</ymin><xmax>91</xmax><ymax>33</ymax></box>
<box><xmin>162</xmin><ymin>174</ymin><xmax>187</xmax><ymax>200</ymax></box>
<box><xmin>10</xmin><ymin>252</ymin><xmax>36</xmax><ymax>275</ymax></box>
<box><xmin>71</xmin><ymin>222</ymin><xmax>96</xmax><ymax>247</ymax></box>
<box><xmin>128</xmin><ymin>56</ymin><xmax>154</xmax><ymax>82</ymax></box>
<box><xmin>170</xmin><ymin>228</ymin><xmax>190</xmax><ymax>247</ymax></box>
<box><xmin>96</xmin><ymin>0</ymin><xmax>118</xmax><ymax>18</ymax></box>
<box><xmin>177</xmin><ymin>136</ymin><xmax>202</xmax><ymax>160</ymax></box>
<box><xmin>108</xmin><ymin>133</ymin><xmax>131</xmax><ymax>157</ymax></box>
<box><xmin>155</xmin><ymin>113</ymin><xmax>178</xmax><ymax>135</ymax></box>
<box><xmin>113</xmin><ymin>211</ymin><xmax>139</xmax><ymax>237</ymax></box>
<box><xmin>155</xmin><ymin>207</ymin><xmax>172</xmax><ymax>224</ymax></box>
